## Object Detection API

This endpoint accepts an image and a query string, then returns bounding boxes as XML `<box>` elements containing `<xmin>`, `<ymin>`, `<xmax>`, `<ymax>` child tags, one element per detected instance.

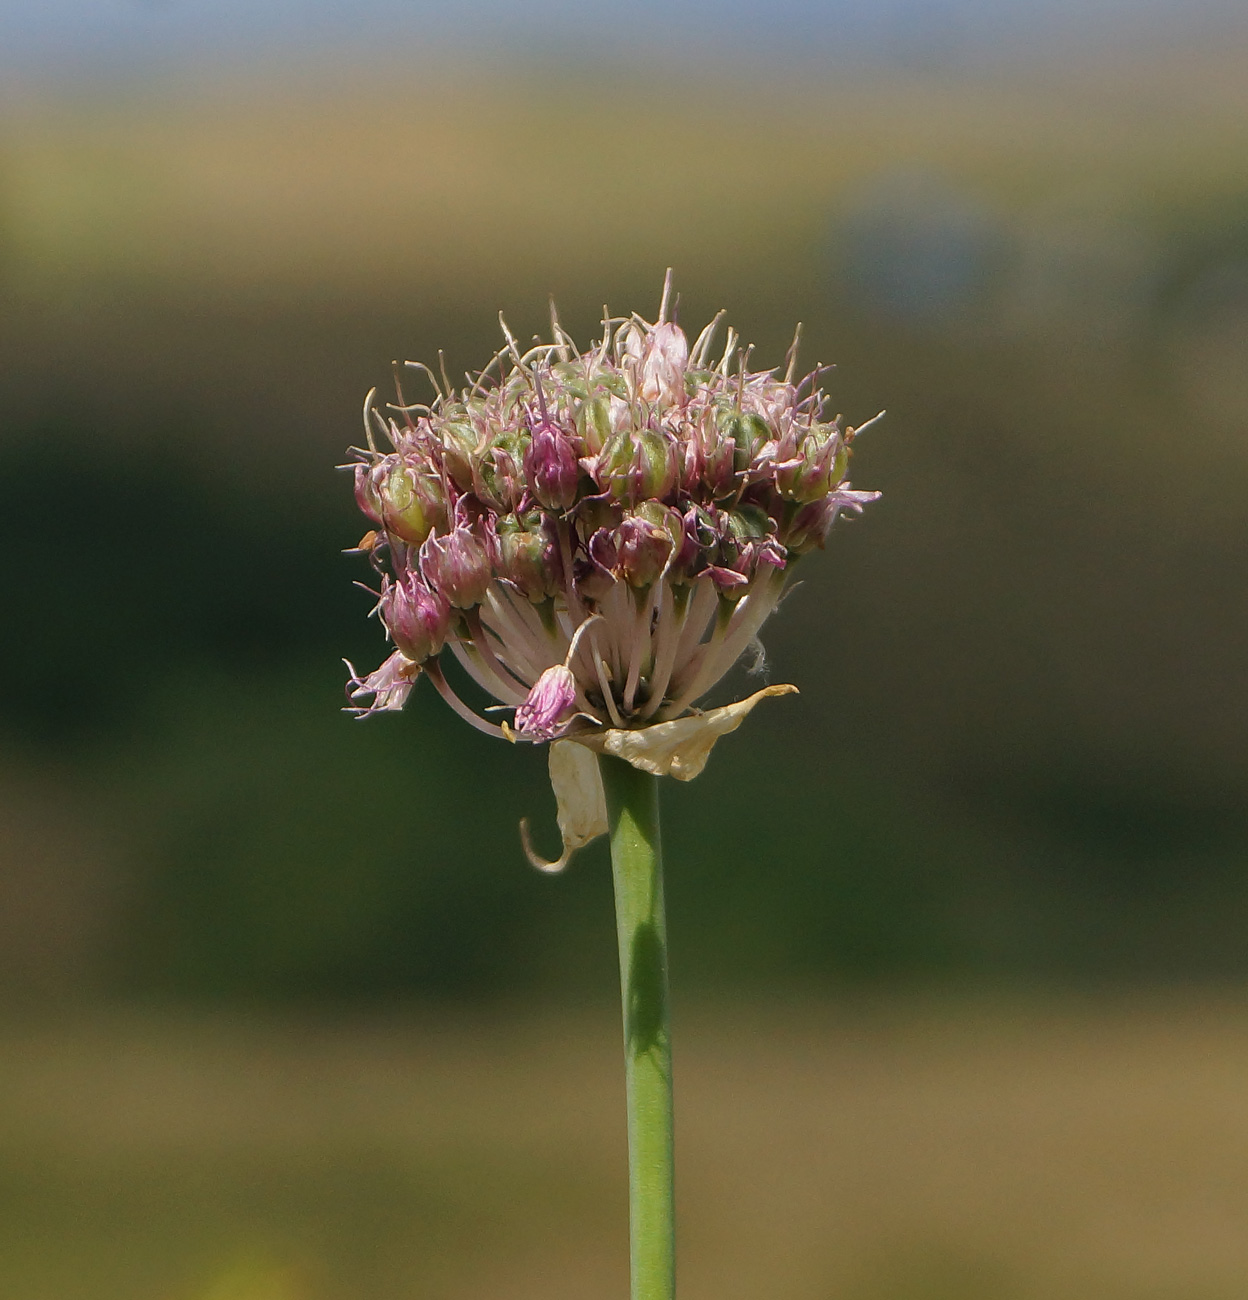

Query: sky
<box><xmin>2</xmin><ymin>0</ymin><xmax>1246</xmax><ymax>85</ymax></box>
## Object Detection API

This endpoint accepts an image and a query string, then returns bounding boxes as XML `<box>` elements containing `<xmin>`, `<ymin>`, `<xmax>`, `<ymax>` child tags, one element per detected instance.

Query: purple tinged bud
<box><xmin>776</xmin><ymin>430</ymin><xmax>844</xmax><ymax>504</ymax></box>
<box><xmin>480</xmin><ymin>436</ymin><xmax>526</xmax><ymax>511</ymax></box>
<box><xmin>614</xmin><ymin>507</ymin><xmax>673</xmax><ymax>589</ymax></box>
<box><xmin>638</xmin><ymin>322</ymin><xmax>689</xmax><ymax>407</ymax></box>
<box><xmin>705</xmin><ymin>564</ymin><xmax>751</xmax><ymax>593</ymax></box>
<box><xmin>784</xmin><ymin>498</ymin><xmax>835</xmax><ymax>554</ymax></box>
<box><xmin>382</xmin><ymin>574</ymin><xmax>451</xmax><ymax>663</ymax></box>
<box><xmin>587</xmin><ymin>525</ymin><xmax>619</xmax><ymax>576</ymax></box>
<box><xmin>524</xmin><ymin>422</ymin><xmax>581</xmax><ymax>512</ymax></box>
<box><xmin>514</xmin><ymin>664</ymin><xmax>578</xmax><ymax>740</ymax></box>
<box><xmin>420</xmin><ymin>526</ymin><xmax>492</xmax><ymax>609</ymax></box>
<box><xmin>701</xmin><ymin>437</ymin><xmax>737</xmax><ymax>499</ymax></box>
<box><xmin>440</xmin><ymin>421</ymin><xmax>478</xmax><ymax>493</ymax></box>
<box><xmin>354</xmin><ymin>462</ymin><xmax>383</xmax><ymax>524</ymax></box>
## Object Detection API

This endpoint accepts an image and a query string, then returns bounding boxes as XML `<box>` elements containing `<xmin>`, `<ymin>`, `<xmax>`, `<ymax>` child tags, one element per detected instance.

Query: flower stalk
<box><xmin>601</xmin><ymin>754</ymin><xmax>675</xmax><ymax>1300</ymax></box>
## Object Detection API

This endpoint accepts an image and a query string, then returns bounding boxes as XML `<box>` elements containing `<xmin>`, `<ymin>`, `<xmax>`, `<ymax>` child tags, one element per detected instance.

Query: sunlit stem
<box><xmin>599</xmin><ymin>756</ymin><xmax>675</xmax><ymax>1300</ymax></box>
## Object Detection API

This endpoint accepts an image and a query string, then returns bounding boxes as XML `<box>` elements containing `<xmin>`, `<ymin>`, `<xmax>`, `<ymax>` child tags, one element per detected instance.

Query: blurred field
<box><xmin>2</xmin><ymin>995</ymin><xmax>1248</xmax><ymax>1299</ymax></box>
<box><xmin>2</xmin><ymin>46</ymin><xmax>1248</xmax><ymax>996</ymax></box>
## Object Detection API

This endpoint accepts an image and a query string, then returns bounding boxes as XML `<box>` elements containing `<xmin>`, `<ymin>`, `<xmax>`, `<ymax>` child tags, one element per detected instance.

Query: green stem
<box><xmin>599</xmin><ymin>755</ymin><xmax>675</xmax><ymax>1300</ymax></box>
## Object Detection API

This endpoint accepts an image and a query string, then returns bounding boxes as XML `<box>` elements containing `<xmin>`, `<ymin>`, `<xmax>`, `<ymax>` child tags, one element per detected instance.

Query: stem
<box><xmin>599</xmin><ymin>755</ymin><xmax>675</xmax><ymax>1300</ymax></box>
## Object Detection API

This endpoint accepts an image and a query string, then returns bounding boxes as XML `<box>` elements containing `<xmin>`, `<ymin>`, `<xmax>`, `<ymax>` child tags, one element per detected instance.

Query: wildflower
<box><xmin>345</xmin><ymin>273</ymin><xmax>880</xmax><ymax>865</ymax></box>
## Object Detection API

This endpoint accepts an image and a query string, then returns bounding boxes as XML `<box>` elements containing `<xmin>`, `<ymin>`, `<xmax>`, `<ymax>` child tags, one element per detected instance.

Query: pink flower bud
<box><xmin>524</xmin><ymin>422</ymin><xmax>581</xmax><ymax>512</ymax></box>
<box><xmin>614</xmin><ymin>509</ymin><xmax>673</xmax><ymax>589</ymax></box>
<box><xmin>701</xmin><ymin>437</ymin><xmax>737</xmax><ymax>500</ymax></box>
<box><xmin>354</xmin><ymin>462</ymin><xmax>383</xmax><ymax>524</ymax></box>
<box><xmin>420</xmin><ymin>526</ymin><xmax>492</xmax><ymax>609</ymax></box>
<box><xmin>514</xmin><ymin>664</ymin><xmax>578</xmax><ymax>740</ymax></box>
<box><xmin>638</xmin><ymin>321</ymin><xmax>689</xmax><ymax>407</ymax></box>
<box><xmin>381</xmin><ymin>574</ymin><xmax>451</xmax><ymax>663</ymax></box>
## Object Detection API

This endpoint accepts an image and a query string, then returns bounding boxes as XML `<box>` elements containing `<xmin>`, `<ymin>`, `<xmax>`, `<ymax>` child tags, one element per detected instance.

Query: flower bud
<box><xmin>638</xmin><ymin>321</ymin><xmax>689</xmax><ymax>407</ymax></box>
<box><xmin>634</xmin><ymin>429</ymin><xmax>680</xmax><ymax>501</ymax></box>
<box><xmin>524</xmin><ymin>422</ymin><xmax>581</xmax><ymax>512</ymax></box>
<box><xmin>382</xmin><ymin>574</ymin><xmax>451</xmax><ymax>663</ymax></box>
<box><xmin>379</xmin><ymin>459</ymin><xmax>447</xmax><ymax>545</ymax></box>
<box><xmin>701</xmin><ymin>437</ymin><xmax>737</xmax><ymax>500</ymax></box>
<box><xmin>784</xmin><ymin>498</ymin><xmax>834</xmax><ymax>554</ymax></box>
<box><xmin>592</xmin><ymin>426</ymin><xmax>679</xmax><ymax>505</ymax></box>
<box><xmin>721</xmin><ymin>412</ymin><xmax>770</xmax><ymax>473</ymax></box>
<box><xmin>439</xmin><ymin>421</ymin><xmax>478</xmax><ymax>493</ymax></box>
<box><xmin>420</xmin><ymin>526</ymin><xmax>492</xmax><ymax>608</ymax></box>
<box><xmin>495</xmin><ymin>513</ymin><xmax>562</xmax><ymax>601</ymax></box>
<box><xmin>474</xmin><ymin>434</ymin><xmax>524</xmax><ymax>511</ymax></box>
<box><xmin>776</xmin><ymin>429</ymin><xmax>845</xmax><ymax>504</ymax></box>
<box><xmin>576</xmin><ymin>395</ymin><xmax>613</xmax><ymax>455</ymax></box>
<box><xmin>670</xmin><ymin>503</ymin><xmax>719</xmax><ymax>579</ymax></box>
<box><xmin>725</xmin><ymin>503</ymin><xmax>774</xmax><ymax>548</ymax></box>
<box><xmin>514</xmin><ymin>664</ymin><xmax>577</xmax><ymax>740</ymax></box>
<box><xmin>593</xmin><ymin>432</ymin><xmax>634</xmax><ymax>502</ymax></box>
<box><xmin>614</xmin><ymin>506</ymin><xmax>673</xmax><ymax>589</ymax></box>
<box><xmin>354</xmin><ymin>462</ymin><xmax>383</xmax><ymax>524</ymax></box>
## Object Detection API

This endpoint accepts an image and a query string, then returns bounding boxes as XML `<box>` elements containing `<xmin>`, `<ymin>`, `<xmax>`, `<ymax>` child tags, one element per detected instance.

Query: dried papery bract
<box><xmin>345</xmin><ymin>274</ymin><xmax>879</xmax><ymax>851</ymax></box>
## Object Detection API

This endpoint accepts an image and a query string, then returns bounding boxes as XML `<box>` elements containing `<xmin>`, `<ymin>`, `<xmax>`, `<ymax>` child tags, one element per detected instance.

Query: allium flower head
<box><xmin>345</xmin><ymin>274</ymin><xmax>880</xmax><ymax>866</ymax></box>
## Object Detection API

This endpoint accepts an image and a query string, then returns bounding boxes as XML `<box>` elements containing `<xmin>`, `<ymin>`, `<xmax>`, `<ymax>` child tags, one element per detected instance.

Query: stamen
<box><xmin>425</xmin><ymin>661</ymin><xmax>511</xmax><ymax>739</ymax></box>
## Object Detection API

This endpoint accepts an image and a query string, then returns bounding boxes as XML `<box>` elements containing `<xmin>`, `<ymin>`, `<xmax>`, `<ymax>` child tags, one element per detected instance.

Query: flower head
<box><xmin>345</xmin><ymin>274</ymin><xmax>880</xmax><ymax>861</ymax></box>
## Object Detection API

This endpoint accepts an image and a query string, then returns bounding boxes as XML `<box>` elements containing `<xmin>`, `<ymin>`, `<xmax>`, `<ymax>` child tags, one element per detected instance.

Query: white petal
<box><xmin>520</xmin><ymin>739</ymin><xmax>609</xmax><ymax>873</ymax></box>
<box><xmin>575</xmin><ymin>684</ymin><xmax>799</xmax><ymax>781</ymax></box>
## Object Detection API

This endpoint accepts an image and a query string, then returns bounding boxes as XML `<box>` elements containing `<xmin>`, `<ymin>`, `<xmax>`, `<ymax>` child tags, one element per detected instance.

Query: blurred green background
<box><xmin>2</xmin><ymin>10</ymin><xmax>1248</xmax><ymax>1296</ymax></box>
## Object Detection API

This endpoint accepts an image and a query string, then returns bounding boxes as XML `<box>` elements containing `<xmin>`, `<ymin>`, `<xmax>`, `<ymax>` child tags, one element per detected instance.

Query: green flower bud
<box><xmin>576</xmin><ymin>395</ymin><xmax>613</xmax><ymax>455</ymax></box>
<box><xmin>380</xmin><ymin>461</ymin><xmax>447</xmax><ymax>545</ymax></box>
<box><xmin>721</xmin><ymin>412</ymin><xmax>770</xmax><ymax>473</ymax></box>
<box><xmin>440</xmin><ymin>421</ymin><xmax>478</xmax><ymax>493</ymax></box>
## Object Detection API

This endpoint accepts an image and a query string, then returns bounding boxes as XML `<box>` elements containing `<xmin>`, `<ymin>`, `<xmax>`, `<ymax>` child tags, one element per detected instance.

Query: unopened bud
<box><xmin>382</xmin><ymin>574</ymin><xmax>451</xmax><ymax>663</ymax></box>
<box><xmin>722</xmin><ymin>412</ymin><xmax>770</xmax><ymax>473</ymax></box>
<box><xmin>701</xmin><ymin>438</ymin><xmax>737</xmax><ymax>499</ymax></box>
<box><xmin>634</xmin><ymin>429</ymin><xmax>679</xmax><ymax>501</ymax></box>
<box><xmin>576</xmin><ymin>395</ymin><xmax>613</xmax><ymax>455</ymax></box>
<box><xmin>784</xmin><ymin>498</ymin><xmax>834</xmax><ymax>554</ymax></box>
<box><xmin>380</xmin><ymin>459</ymin><xmax>447</xmax><ymax>545</ymax></box>
<box><xmin>440</xmin><ymin>421</ymin><xmax>478</xmax><ymax>493</ymax></box>
<box><xmin>354</xmin><ymin>462</ymin><xmax>383</xmax><ymax>524</ymax></box>
<box><xmin>776</xmin><ymin>429</ymin><xmax>844</xmax><ymax>504</ymax></box>
<box><xmin>420</xmin><ymin>526</ymin><xmax>492</xmax><ymax>608</ymax></box>
<box><xmin>496</xmin><ymin>513</ymin><xmax>561</xmax><ymax>601</ymax></box>
<box><xmin>615</xmin><ymin>505</ymin><xmax>673</xmax><ymax>588</ymax></box>
<box><xmin>524</xmin><ymin>423</ymin><xmax>581</xmax><ymax>512</ymax></box>
<box><xmin>638</xmin><ymin>321</ymin><xmax>689</xmax><ymax>407</ymax></box>
<box><xmin>478</xmin><ymin>434</ymin><xmax>526</xmax><ymax>511</ymax></box>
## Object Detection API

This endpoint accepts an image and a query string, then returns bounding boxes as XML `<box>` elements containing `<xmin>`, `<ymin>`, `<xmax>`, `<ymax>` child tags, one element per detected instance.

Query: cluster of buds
<box><xmin>346</xmin><ymin>275</ymin><xmax>879</xmax><ymax>762</ymax></box>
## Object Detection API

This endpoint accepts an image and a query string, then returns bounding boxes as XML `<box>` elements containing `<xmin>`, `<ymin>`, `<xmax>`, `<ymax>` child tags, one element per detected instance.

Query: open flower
<box><xmin>345</xmin><ymin>273</ymin><xmax>880</xmax><ymax>865</ymax></box>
